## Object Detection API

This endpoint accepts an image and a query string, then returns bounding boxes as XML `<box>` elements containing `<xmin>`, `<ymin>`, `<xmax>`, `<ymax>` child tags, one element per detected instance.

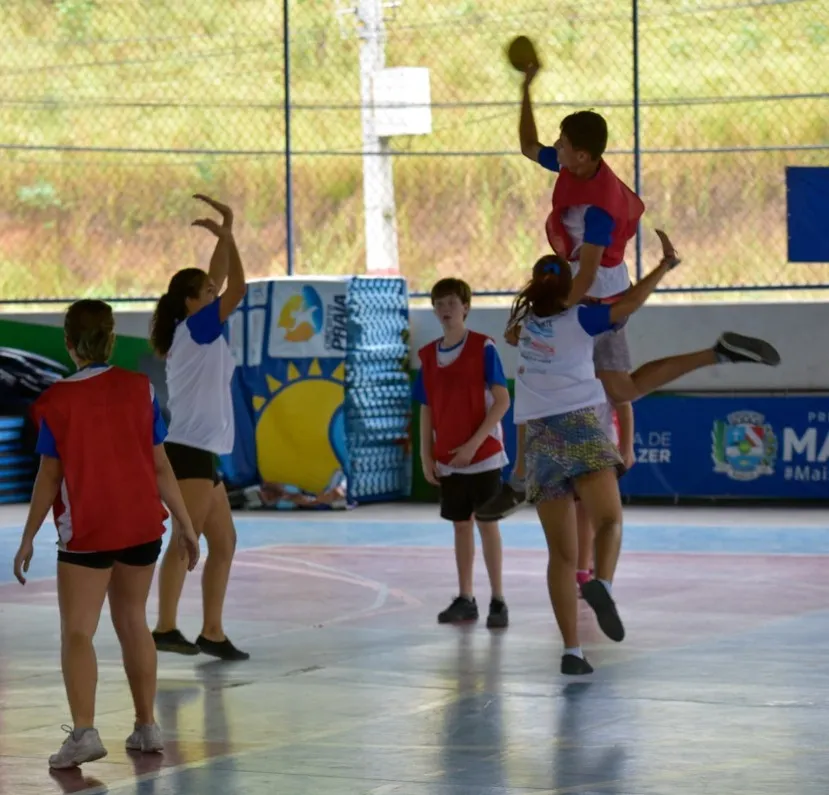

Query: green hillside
<box><xmin>0</xmin><ymin>0</ymin><xmax>827</xmax><ymax>301</ymax></box>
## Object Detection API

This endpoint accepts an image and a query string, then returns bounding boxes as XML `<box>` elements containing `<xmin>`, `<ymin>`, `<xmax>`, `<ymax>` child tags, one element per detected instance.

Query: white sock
<box><xmin>598</xmin><ymin>578</ymin><xmax>612</xmax><ymax>595</ymax></box>
<box><xmin>564</xmin><ymin>646</ymin><xmax>584</xmax><ymax>659</ymax></box>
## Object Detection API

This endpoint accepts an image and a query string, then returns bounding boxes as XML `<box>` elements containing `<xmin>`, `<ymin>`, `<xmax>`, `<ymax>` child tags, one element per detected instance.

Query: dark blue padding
<box><xmin>786</xmin><ymin>166</ymin><xmax>829</xmax><ymax>263</ymax></box>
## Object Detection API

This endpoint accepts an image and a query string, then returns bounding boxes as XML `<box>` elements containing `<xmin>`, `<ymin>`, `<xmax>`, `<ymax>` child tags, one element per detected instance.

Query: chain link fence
<box><xmin>0</xmin><ymin>0</ymin><xmax>826</xmax><ymax>302</ymax></box>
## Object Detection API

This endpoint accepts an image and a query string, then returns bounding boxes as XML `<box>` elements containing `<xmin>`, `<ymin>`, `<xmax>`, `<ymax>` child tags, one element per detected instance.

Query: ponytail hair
<box><xmin>150</xmin><ymin>267</ymin><xmax>207</xmax><ymax>356</ymax></box>
<box><xmin>508</xmin><ymin>254</ymin><xmax>572</xmax><ymax>327</ymax></box>
<box><xmin>64</xmin><ymin>299</ymin><xmax>116</xmax><ymax>364</ymax></box>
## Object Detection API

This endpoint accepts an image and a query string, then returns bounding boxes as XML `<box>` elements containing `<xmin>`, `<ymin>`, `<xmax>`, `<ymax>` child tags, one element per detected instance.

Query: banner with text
<box><xmin>244</xmin><ymin>277</ymin><xmax>350</xmax><ymax>362</ymax></box>
<box><xmin>220</xmin><ymin>278</ymin><xmax>350</xmax><ymax>498</ymax></box>
<box><xmin>622</xmin><ymin>393</ymin><xmax>829</xmax><ymax>499</ymax></box>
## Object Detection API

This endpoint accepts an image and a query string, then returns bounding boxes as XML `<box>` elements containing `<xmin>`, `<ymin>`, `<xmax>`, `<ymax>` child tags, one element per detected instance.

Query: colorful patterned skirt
<box><xmin>525</xmin><ymin>405</ymin><xmax>624</xmax><ymax>503</ymax></box>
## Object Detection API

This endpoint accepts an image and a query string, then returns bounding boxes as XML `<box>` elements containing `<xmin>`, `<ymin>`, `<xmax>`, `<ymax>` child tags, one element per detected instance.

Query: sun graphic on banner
<box><xmin>252</xmin><ymin>359</ymin><xmax>346</xmax><ymax>494</ymax></box>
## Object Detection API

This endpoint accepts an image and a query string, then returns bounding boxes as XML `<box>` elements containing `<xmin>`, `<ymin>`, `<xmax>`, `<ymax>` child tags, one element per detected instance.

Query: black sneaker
<box><xmin>561</xmin><ymin>653</ymin><xmax>594</xmax><ymax>675</ymax></box>
<box><xmin>475</xmin><ymin>483</ymin><xmax>526</xmax><ymax>522</ymax></box>
<box><xmin>580</xmin><ymin>580</ymin><xmax>625</xmax><ymax>642</ymax></box>
<box><xmin>153</xmin><ymin>629</ymin><xmax>200</xmax><ymax>656</ymax></box>
<box><xmin>486</xmin><ymin>598</ymin><xmax>509</xmax><ymax>629</ymax></box>
<box><xmin>714</xmin><ymin>332</ymin><xmax>781</xmax><ymax>366</ymax></box>
<box><xmin>196</xmin><ymin>635</ymin><xmax>250</xmax><ymax>661</ymax></box>
<box><xmin>437</xmin><ymin>596</ymin><xmax>479</xmax><ymax>624</ymax></box>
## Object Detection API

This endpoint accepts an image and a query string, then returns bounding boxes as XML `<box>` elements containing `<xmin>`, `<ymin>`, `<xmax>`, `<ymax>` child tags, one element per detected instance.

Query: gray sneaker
<box><xmin>125</xmin><ymin>722</ymin><xmax>164</xmax><ymax>753</ymax></box>
<box><xmin>48</xmin><ymin>726</ymin><xmax>107</xmax><ymax>769</ymax></box>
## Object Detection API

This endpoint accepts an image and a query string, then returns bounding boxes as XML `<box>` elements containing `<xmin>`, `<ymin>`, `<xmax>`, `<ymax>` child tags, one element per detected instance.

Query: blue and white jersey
<box><xmin>514</xmin><ymin>305</ymin><xmax>615</xmax><ymax>423</ymax></box>
<box><xmin>165</xmin><ymin>300</ymin><xmax>236</xmax><ymax>455</ymax></box>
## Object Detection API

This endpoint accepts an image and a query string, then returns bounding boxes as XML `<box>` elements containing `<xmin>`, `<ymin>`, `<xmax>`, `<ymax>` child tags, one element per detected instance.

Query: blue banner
<box><xmin>622</xmin><ymin>393</ymin><xmax>829</xmax><ymax>499</ymax></box>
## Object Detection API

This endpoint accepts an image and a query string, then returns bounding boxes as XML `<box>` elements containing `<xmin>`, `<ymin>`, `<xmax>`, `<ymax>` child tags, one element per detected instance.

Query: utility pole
<box><xmin>355</xmin><ymin>0</ymin><xmax>400</xmax><ymax>275</ymax></box>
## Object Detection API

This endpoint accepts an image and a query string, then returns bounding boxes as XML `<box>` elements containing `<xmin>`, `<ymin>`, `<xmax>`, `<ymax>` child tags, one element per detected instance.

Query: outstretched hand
<box><xmin>193</xmin><ymin>194</ymin><xmax>233</xmax><ymax>228</ymax></box>
<box><xmin>655</xmin><ymin>229</ymin><xmax>681</xmax><ymax>270</ymax></box>
<box><xmin>191</xmin><ymin>217</ymin><xmax>230</xmax><ymax>237</ymax></box>
<box><xmin>191</xmin><ymin>194</ymin><xmax>233</xmax><ymax>238</ymax></box>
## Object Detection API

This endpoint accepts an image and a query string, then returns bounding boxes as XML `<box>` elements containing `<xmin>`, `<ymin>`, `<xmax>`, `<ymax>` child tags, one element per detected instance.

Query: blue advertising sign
<box><xmin>622</xmin><ymin>393</ymin><xmax>829</xmax><ymax>499</ymax></box>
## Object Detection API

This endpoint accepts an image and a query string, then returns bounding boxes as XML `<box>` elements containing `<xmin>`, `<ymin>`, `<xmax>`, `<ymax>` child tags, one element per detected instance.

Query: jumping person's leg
<box><xmin>109</xmin><ymin>540</ymin><xmax>164</xmax><ymax>752</ymax></box>
<box><xmin>573</xmin><ymin>468</ymin><xmax>626</xmax><ymax>643</ymax></box>
<box><xmin>196</xmin><ymin>482</ymin><xmax>249</xmax><ymax>660</ymax></box>
<box><xmin>50</xmin><ymin>555</ymin><xmax>112</xmax><ymax>769</ymax></box>
<box><xmin>597</xmin><ymin>327</ymin><xmax>780</xmax><ymax>407</ymax></box>
<box><xmin>575</xmin><ymin>501</ymin><xmax>594</xmax><ymax>589</ymax></box>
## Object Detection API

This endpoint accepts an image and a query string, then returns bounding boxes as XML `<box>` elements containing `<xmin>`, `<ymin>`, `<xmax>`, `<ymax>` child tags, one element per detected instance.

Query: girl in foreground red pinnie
<box><xmin>12</xmin><ymin>299</ymin><xmax>199</xmax><ymax>769</ymax></box>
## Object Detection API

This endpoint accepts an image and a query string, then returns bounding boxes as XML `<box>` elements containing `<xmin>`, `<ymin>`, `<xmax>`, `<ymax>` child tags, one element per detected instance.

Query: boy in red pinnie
<box><xmin>413</xmin><ymin>278</ymin><xmax>511</xmax><ymax>628</ymax></box>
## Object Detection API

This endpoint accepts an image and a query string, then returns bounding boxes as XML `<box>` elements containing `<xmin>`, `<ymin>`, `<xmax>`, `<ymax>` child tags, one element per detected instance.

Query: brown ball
<box><xmin>506</xmin><ymin>36</ymin><xmax>539</xmax><ymax>72</ymax></box>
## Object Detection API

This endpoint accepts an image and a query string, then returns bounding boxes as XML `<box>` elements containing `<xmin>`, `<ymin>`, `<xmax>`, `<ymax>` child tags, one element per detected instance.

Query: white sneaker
<box><xmin>49</xmin><ymin>726</ymin><xmax>107</xmax><ymax>769</ymax></box>
<box><xmin>125</xmin><ymin>722</ymin><xmax>164</xmax><ymax>753</ymax></box>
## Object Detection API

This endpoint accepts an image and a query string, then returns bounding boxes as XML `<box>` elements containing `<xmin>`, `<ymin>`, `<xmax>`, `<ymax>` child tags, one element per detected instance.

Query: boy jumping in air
<box><xmin>479</xmin><ymin>60</ymin><xmax>780</xmax><ymax>522</ymax></box>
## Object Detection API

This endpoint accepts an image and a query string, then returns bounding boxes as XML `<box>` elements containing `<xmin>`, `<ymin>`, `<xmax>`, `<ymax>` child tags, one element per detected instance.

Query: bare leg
<box><xmin>536</xmin><ymin>496</ymin><xmax>579</xmax><ymax>649</ymax></box>
<box><xmin>575</xmin><ymin>469</ymin><xmax>624</xmax><ymax>584</ymax></box>
<box><xmin>453</xmin><ymin>519</ymin><xmax>476</xmax><ymax>597</ymax></box>
<box><xmin>573</xmin><ymin>468</ymin><xmax>626</xmax><ymax>642</ymax></box>
<box><xmin>599</xmin><ymin>349</ymin><xmax>717</xmax><ymax>405</ymax></box>
<box><xmin>57</xmin><ymin>561</ymin><xmax>112</xmax><ymax>729</ymax></box>
<box><xmin>109</xmin><ymin>560</ymin><xmax>158</xmax><ymax>726</ymax></box>
<box><xmin>200</xmin><ymin>484</ymin><xmax>238</xmax><ymax>642</ymax></box>
<box><xmin>475</xmin><ymin>519</ymin><xmax>504</xmax><ymax>600</ymax></box>
<box><xmin>154</xmin><ymin>478</ymin><xmax>212</xmax><ymax>636</ymax></box>
<box><xmin>48</xmin><ymin>561</ymin><xmax>111</xmax><ymax>768</ymax></box>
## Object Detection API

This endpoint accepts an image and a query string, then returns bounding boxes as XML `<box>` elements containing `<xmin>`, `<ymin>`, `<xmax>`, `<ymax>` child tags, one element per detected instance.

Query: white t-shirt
<box><xmin>165</xmin><ymin>299</ymin><xmax>236</xmax><ymax>455</ymax></box>
<box><xmin>514</xmin><ymin>305</ymin><xmax>615</xmax><ymax>424</ymax></box>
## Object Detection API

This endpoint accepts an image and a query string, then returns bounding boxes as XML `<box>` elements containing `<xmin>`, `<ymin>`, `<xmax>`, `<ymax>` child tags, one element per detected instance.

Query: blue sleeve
<box><xmin>35</xmin><ymin>418</ymin><xmax>60</xmax><ymax>459</ymax></box>
<box><xmin>577</xmin><ymin>304</ymin><xmax>614</xmax><ymax>337</ymax></box>
<box><xmin>412</xmin><ymin>370</ymin><xmax>428</xmax><ymax>405</ymax></box>
<box><xmin>483</xmin><ymin>343</ymin><xmax>507</xmax><ymax>388</ymax></box>
<box><xmin>537</xmin><ymin>146</ymin><xmax>560</xmax><ymax>173</ymax></box>
<box><xmin>152</xmin><ymin>395</ymin><xmax>168</xmax><ymax>445</ymax></box>
<box><xmin>583</xmin><ymin>206</ymin><xmax>616</xmax><ymax>247</ymax></box>
<box><xmin>185</xmin><ymin>299</ymin><xmax>224</xmax><ymax>345</ymax></box>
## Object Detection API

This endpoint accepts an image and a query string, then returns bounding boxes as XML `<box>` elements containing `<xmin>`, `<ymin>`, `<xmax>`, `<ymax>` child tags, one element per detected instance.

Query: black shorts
<box><xmin>57</xmin><ymin>539</ymin><xmax>163</xmax><ymax>570</ymax></box>
<box><xmin>165</xmin><ymin>441</ymin><xmax>220</xmax><ymax>485</ymax></box>
<box><xmin>438</xmin><ymin>469</ymin><xmax>503</xmax><ymax>523</ymax></box>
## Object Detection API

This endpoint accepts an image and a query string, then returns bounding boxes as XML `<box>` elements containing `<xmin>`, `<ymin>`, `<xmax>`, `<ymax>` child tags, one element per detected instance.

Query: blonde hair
<box><xmin>64</xmin><ymin>299</ymin><xmax>115</xmax><ymax>363</ymax></box>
